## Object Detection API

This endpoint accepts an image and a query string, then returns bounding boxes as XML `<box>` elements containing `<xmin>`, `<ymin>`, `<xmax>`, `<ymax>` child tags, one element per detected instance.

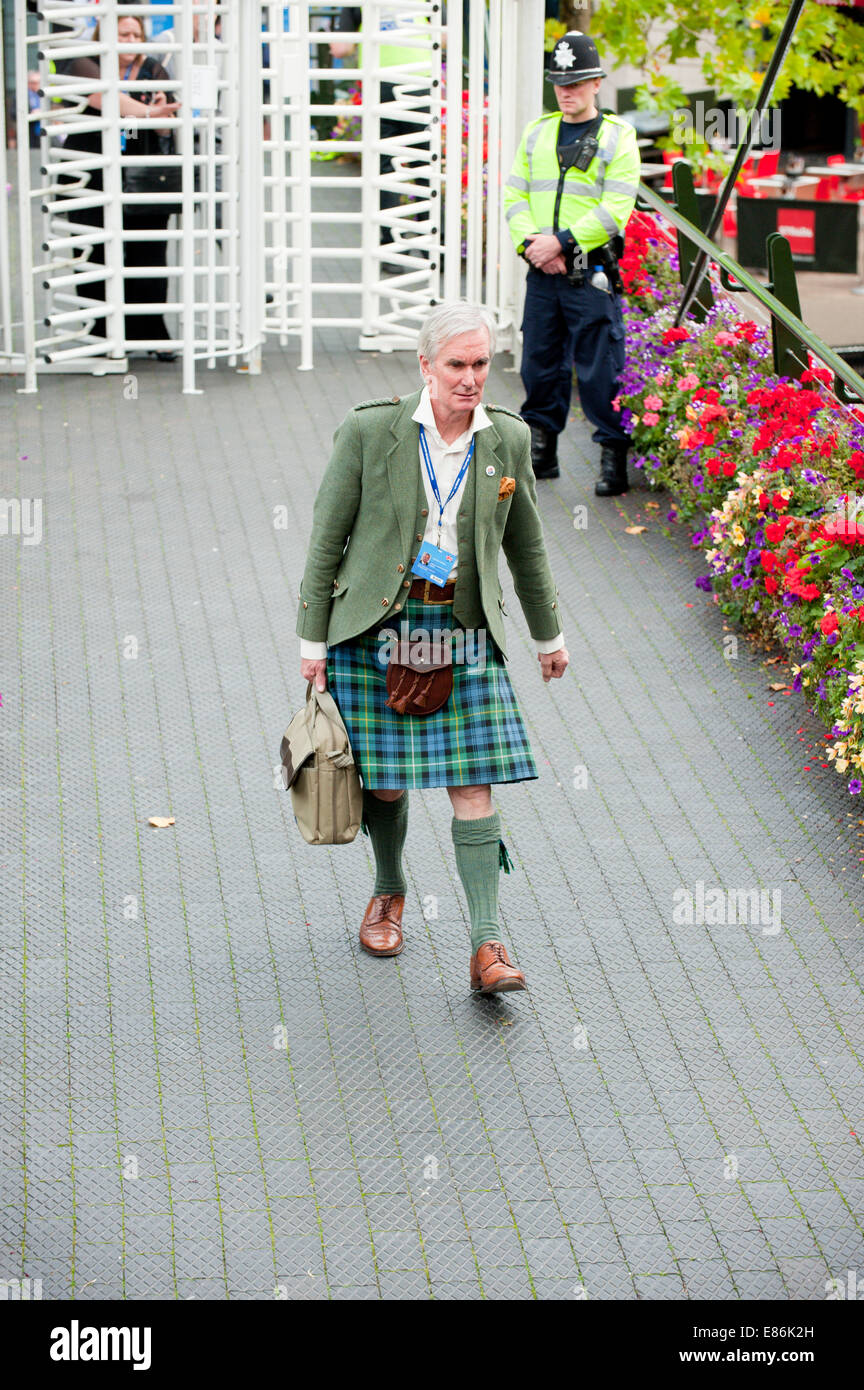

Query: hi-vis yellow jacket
<box><xmin>504</xmin><ymin>111</ymin><xmax>641</xmax><ymax>256</ymax></box>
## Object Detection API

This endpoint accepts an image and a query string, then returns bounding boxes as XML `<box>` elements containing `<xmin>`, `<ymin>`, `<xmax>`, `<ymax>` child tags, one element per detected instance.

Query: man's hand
<box><xmin>541</xmin><ymin>254</ymin><xmax>567</xmax><ymax>275</ymax></box>
<box><xmin>524</xmin><ymin>233</ymin><xmax>565</xmax><ymax>269</ymax></box>
<box><xmin>329</xmin><ymin>40</ymin><xmax>356</xmax><ymax>60</ymax></box>
<box><xmin>301</xmin><ymin>658</ymin><xmax>327</xmax><ymax>692</ymax></box>
<box><xmin>539</xmin><ymin>647</ymin><xmax>569</xmax><ymax>683</ymax></box>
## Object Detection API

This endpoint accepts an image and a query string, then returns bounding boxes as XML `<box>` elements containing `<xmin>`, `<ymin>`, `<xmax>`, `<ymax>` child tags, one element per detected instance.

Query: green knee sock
<box><xmin>451</xmin><ymin>812</ymin><xmax>512</xmax><ymax>954</ymax></box>
<box><xmin>362</xmin><ymin>790</ymin><xmax>409</xmax><ymax>896</ymax></box>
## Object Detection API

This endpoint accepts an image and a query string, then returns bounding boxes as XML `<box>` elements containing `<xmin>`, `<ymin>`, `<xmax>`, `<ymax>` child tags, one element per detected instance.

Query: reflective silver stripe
<box><xmin>505</xmin><ymin>203</ymin><xmax>525</xmax><ymax>223</ymax></box>
<box><xmin>539</xmin><ymin>225</ymin><xmax>554</xmax><ymax>235</ymax></box>
<box><xmin>561</xmin><ymin>181</ymin><xmax>603</xmax><ymax>199</ymax></box>
<box><xmin>525</xmin><ymin>120</ymin><xmax>546</xmax><ymax>177</ymax></box>
<box><xmin>592</xmin><ymin>205</ymin><xmax>619</xmax><ymax>236</ymax></box>
<box><xmin>597</xmin><ymin>121</ymin><xmax>621</xmax><ymax>169</ymax></box>
<box><xmin>505</xmin><ymin>174</ymin><xmax>529</xmax><ymax>192</ymax></box>
<box><xmin>528</xmin><ymin>179</ymin><xmax>560</xmax><ymax>193</ymax></box>
<box><xmin>604</xmin><ymin>179</ymin><xmax>639</xmax><ymax>198</ymax></box>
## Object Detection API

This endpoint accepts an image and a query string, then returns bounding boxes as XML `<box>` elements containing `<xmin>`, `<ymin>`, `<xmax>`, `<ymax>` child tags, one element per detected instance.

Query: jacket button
<box><xmin>394</xmin><ymin>603</ymin><xmax>402</xmax><ymax>612</ymax></box>
<box><xmin>381</xmin><ymin>598</ymin><xmax>389</xmax><ymax>606</ymax></box>
<box><xmin>403</xmin><ymin>580</ymin><xmax>410</xmax><ymax>588</ymax></box>
<box><xmin>303</xmin><ymin>601</ymin><xmax>308</xmax><ymax>608</ymax></box>
<box><xmin>421</xmin><ymin>508</ymin><xmax>429</xmax><ymax>517</ymax></box>
<box><xmin>416</xmin><ymin>532</ymin><xmax>423</xmax><ymax>541</ymax></box>
<box><xmin>392</xmin><ymin>395</ymin><xmax>401</xmax><ymax>404</ymax></box>
<box><xmin>333</xmin><ymin>581</ymin><xmax>339</xmax><ymax>589</ymax></box>
<box><xmin>397</xmin><ymin>564</ymin><xmax>404</xmax><ymax>573</ymax></box>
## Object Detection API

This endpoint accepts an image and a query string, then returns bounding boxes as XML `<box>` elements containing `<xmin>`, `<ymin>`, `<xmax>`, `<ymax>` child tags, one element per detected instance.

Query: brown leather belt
<box><xmin>408</xmin><ymin>579</ymin><xmax>456</xmax><ymax>603</ymax></box>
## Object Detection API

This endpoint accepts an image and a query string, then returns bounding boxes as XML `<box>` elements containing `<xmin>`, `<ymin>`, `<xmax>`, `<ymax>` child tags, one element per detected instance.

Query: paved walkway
<box><xmin>2</xmin><ymin>277</ymin><xmax>864</xmax><ymax>1301</ymax></box>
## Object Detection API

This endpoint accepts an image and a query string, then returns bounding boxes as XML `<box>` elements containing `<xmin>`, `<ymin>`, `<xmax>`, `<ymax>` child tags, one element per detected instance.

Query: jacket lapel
<box><xmin>473</xmin><ymin>417</ymin><xmax>505</xmax><ymax>556</ymax></box>
<box><xmin>386</xmin><ymin>390</ymin><xmax>425</xmax><ymax>559</ymax></box>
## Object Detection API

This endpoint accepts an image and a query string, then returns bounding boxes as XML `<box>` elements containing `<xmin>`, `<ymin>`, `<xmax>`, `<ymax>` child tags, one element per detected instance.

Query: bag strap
<box><xmin>303</xmin><ymin>682</ymin><xmax>352</xmax><ymax>745</ymax></box>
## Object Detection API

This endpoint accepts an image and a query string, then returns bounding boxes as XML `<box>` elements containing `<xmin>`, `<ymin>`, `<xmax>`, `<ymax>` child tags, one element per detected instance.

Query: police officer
<box><xmin>504</xmin><ymin>31</ymin><xmax>640</xmax><ymax>495</ymax></box>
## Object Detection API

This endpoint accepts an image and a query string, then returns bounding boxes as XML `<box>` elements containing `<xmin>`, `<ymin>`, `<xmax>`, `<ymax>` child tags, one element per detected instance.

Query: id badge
<box><xmin>411</xmin><ymin>543</ymin><xmax>455</xmax><ymax>586</ymax></box>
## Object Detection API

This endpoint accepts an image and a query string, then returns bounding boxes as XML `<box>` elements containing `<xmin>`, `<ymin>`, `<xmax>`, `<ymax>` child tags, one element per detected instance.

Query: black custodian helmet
<box><xmin>546</xmin><ymin>31</ymin><xmax>606</xmax><ymax>86</ymax></box>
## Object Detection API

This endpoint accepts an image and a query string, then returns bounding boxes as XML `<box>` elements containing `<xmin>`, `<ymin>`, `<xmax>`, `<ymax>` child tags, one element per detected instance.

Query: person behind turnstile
<box><xmin>330</xmin><ymin>6</ymin><xmax>431</xmax><ymax>260</ymax></box>
<box><xmin>57</xmin><ymin>12</ymin><xmax>181</xmax><ymax>357</ymax></box>
<box><xmin>503</xmin><ymin>31</ymin><xmax>639</xmax><ymax>495</ymax></box>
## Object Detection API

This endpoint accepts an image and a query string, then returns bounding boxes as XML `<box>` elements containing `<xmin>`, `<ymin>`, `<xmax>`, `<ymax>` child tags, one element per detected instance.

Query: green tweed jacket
<box><xmin>296</xmin><ymin>389</ymin><xmax>561</xmax><ymax>659</ymax></box>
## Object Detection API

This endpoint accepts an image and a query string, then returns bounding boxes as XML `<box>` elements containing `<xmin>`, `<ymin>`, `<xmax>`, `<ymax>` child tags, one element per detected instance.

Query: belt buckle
<box><xmin>423</xmin><ymin>579</ymin><xmax>453</xmax><ymax>605</ymax></box>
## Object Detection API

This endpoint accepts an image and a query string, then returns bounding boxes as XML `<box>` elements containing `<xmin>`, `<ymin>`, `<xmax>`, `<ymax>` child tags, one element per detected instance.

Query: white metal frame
<box><xmin>3</xmin><ymin>0</ymin><xmax>545</xmax><ymax>389</ymax></box>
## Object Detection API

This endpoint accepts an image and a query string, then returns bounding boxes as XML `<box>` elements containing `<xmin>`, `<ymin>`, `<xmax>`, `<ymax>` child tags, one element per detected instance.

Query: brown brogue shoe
<box><xmin>469</xmin><ymin>941</ymin><xmax>526</xmax><ymax>995</ymax></box>
<box><xmin>359</xmin><ymin>893</ymin><xmax>405</xmax><ymax>957</ymax></box>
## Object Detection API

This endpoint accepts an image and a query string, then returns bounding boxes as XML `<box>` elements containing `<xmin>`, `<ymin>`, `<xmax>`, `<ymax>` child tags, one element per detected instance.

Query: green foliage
<box><xmin>592</xmin><ymin>0</ymin><xmax>864</xmax><ymax>121</ymax></box>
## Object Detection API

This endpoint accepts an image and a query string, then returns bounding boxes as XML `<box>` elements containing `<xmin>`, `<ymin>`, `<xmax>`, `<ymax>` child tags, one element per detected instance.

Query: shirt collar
<box><xmin>412</xmin><ymin>385</ymin><xmax>492</xmax><ymax>448</ymax></box>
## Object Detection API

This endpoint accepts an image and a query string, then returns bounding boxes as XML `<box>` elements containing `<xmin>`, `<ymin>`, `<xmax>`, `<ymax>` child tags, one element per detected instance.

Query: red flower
<box><xmin>721</xmin><ymin>459</ymin><xmax>736</xmax><ymax>477</ymax></box>
<box><xmin>764</xmin><ymin>520</ymin><xmax>786</xmax><ymax>543</ymax></box>
<box><xmin>706</xmin><ymin>458</ymin><xmax>721</xmax><ymax>477</ymax></box>
<box><xmin>764</xmin><ymin>575</ymin><xmax>779</xmax><ymax>594</ymax></box>
<box><xmin>821</xmin><ymin>612</ymin><xmax>839</xmax><ymax>635</ymax></box>
<box><xmin>760</xmin><ymin>550</ymin><xmax>777</xmax><ymax>571</ymax></box>
<box><xmin>771</xmin><ymin>492</ymin><xmax>789</xmax><ymax>511</ymax></box>
<box><xmin>661</xmin><ymin>327</ymin><xmax>690</xmax><ymax>344</ymax></box>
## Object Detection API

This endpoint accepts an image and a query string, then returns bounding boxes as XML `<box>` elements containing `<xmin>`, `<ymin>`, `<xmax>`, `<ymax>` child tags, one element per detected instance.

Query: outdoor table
<box><xmin>805</xmin><ymin>163</ymin><xmax>864</xmax><ymax>179</ymax></box>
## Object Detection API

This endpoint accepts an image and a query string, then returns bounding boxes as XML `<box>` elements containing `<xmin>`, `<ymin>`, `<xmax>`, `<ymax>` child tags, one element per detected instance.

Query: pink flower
<box><xmin>643</xmin><ymin>394</ymin><xmax>663</xmax><ymax>410</ymax></box>
<box><xmin>714</xmin><ymin>331</ymin><xmax>738</xmax><ymax>347</ymax></box>
<box><xmin>677</xmin><ymin>373</ymin><xmax>700</xmax><ymax>391</ymax></box>
<box><xmin>641</xmin><ymin>412</ymin><xmax>660</xmax><ymax>426</ymax></box>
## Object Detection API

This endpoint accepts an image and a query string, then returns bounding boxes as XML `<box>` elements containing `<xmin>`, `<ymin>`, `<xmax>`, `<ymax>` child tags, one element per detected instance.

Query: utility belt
<box><xmin>564</xmin><ymin>234</ymin><xmax>625</xmax><ymax>293</ymax></box>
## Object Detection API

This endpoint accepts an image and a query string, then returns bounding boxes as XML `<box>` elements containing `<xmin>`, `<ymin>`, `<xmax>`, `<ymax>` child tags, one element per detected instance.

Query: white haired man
<box><xmin>297</xmin><ymin>302</ymin><xmax>568</xmax><ymax>994</ymax></box>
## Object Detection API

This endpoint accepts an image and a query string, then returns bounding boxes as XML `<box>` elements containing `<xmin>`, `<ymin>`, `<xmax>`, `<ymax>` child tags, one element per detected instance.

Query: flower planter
<box><xmin>618</xmin><ymin>211</ymin><xmax>864</xmax><ymax>793</ymax></box>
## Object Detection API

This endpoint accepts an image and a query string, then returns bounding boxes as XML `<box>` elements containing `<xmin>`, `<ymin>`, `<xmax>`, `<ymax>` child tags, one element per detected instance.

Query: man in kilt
<box><xmin>298</xmin><ymin>303</ymin><xmax>568</xmax><ymax>995</ymax></box>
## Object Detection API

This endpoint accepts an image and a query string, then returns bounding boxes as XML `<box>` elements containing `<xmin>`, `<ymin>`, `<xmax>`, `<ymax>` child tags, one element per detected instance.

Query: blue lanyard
<box><xmin>119</xmin><ymin>61</ymin><xmax>135</xmax><ymax>152</ymax></box>
<box><xmin>419</xmin><ymin>425</ymin><xmax>475</xmax><ymax>543</ymax></box>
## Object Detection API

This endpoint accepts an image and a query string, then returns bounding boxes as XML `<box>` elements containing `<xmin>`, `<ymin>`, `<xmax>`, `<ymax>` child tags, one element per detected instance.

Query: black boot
<box><xmin>528</xmin><ymin>424</ymin><xmax>560</xmax><ymax>480</ymax></box>
<box><xmin>595</xmin><ymin>441</ymin><xmax>629</xmax><ymax>496</ymax></box>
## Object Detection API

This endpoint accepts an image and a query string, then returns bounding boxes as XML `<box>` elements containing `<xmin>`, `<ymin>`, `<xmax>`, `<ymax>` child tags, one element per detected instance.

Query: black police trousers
<box><xmin>519</xmin><ymin>268</ymin><xmax>629</xmax><ymax>446</ymax></box>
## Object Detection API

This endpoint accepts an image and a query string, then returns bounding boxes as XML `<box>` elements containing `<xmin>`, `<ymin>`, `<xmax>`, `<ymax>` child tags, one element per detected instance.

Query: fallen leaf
<box><xmin>624</xmin><ymin>525</ymin><xmax>646</xmax><ymax>534</ymax></box>
<box><xmin>645</xmin><ymin>501</ymin><xmax>660</xmax><ymax>509</ymax></box>
<box><xmin>148</xmin><ymin>816</ymin><xmax>175</xmax><ymax>829</ymax></box>
<box><xmin>768</xmin><ymin>682</ymin><xmax>790</xmax><ymax>691</ymax></box>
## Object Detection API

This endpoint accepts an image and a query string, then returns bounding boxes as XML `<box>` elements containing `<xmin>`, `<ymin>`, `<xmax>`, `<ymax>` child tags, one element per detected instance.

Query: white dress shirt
<box><xmin>300</xmin><ymin>386</ymin><xmax>564</xmax><ymax>658</ymax></box>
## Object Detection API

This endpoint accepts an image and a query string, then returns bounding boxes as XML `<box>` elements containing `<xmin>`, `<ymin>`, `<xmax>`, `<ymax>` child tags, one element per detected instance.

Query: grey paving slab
<box><xmin>3</xmin><ymin>161</ymin><xmax>864</xmax><ymax>1302</ymax></box>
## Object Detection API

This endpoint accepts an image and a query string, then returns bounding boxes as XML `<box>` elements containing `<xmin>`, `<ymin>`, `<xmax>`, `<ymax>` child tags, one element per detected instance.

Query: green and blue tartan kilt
<box><xmin>326</xmin><ymin>597</ymin><xmax>538</xmax><ymax>790</ymax></box>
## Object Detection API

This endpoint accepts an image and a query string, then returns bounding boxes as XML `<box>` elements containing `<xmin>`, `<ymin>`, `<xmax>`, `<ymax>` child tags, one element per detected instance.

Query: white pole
<box><xmin>465</xmin><ymin>0</ymin><xmax>484</xmax><ymax>303</ymax></box>
<box><xmin>360</xmin><ymin>0</ymin><xmax>380</xmax><ymax>340</ymax></box>
<box><xmin>238</xmin><ymin>0</ymin><xmax>263</xmax><ymax>374</ymax></box>
<box><xmin>14</xmin><ymin>0</ymin><xmax>37</xmax><ymax>390</ymax></box>
<box><xmin>443</xmin><ymin>0</ymin><xmax>463</xmax><ymax>303</ymax></box>
<box><xmin>485</xmin><ymin>0</ymin><xmax>501</xmax><ymax>320</ymax></box>
<box><xmin>296</xmin><ymin>1</ymin><xmax>313</xmax><ymax>370</ymax></box>
<box><xmin>0</xmin><ymin>15</ymin><xmax>12</xmax><ymax>361</ymax></box>
<box><xmin>101</xmin><ymin>0</ymin><xmax>126</xmax><ymax>362</ymax></box>
<box><xmin>179</xmin><ymin>0</ymin><xmax>199</xmax><ymax>392</ymax></box>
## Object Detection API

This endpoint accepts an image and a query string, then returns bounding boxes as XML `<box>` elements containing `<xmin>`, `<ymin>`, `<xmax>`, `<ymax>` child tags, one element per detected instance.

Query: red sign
<box><xmin>777</xmin><ymin>207</ymin><xmax>815</xmax><ymax>257</ymax></box>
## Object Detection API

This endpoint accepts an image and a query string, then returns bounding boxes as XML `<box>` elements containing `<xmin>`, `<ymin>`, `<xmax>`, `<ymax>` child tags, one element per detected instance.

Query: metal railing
<box><xmin>637</xmin><ymin>166</ymin><xmax>864</xmax><ymax>407</ymax></box>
